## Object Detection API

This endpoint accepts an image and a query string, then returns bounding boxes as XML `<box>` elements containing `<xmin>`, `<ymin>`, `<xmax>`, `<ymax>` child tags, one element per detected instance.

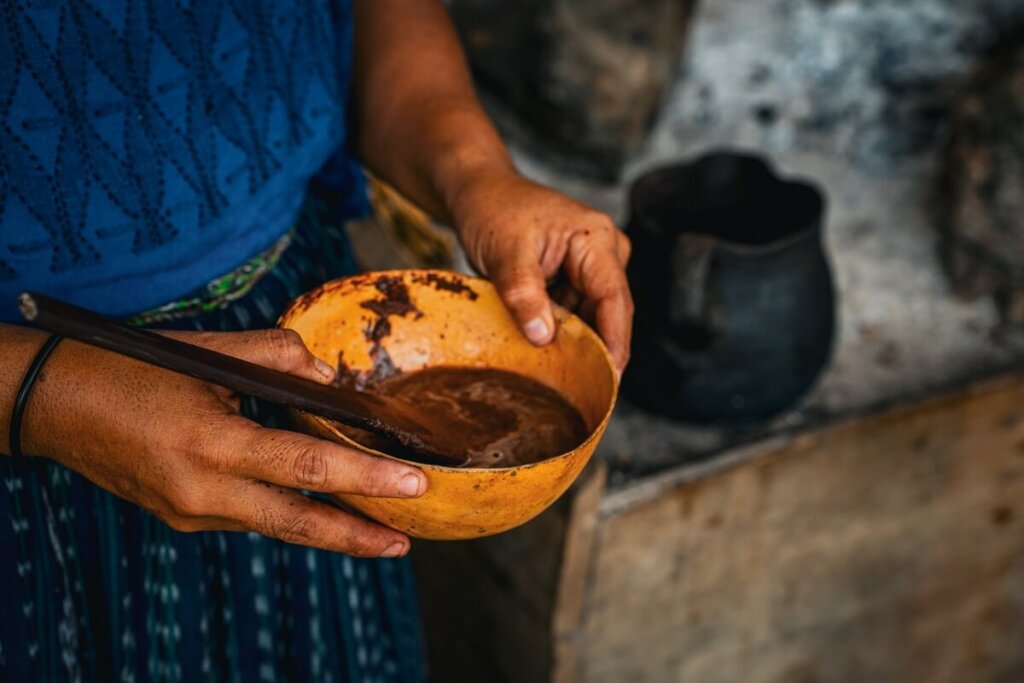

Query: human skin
<box><xmin>0</xmin><ymin>0</ymin><xmax>633</xmax><ymax>557</ymax></box>
<box><xmin>353</xmin><ymin>0</ymin><xmax>633</xmax><ymax>369</ymax></box>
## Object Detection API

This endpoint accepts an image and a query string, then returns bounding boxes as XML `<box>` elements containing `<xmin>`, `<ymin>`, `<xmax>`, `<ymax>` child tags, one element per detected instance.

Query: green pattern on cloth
<box><xmin>125</xmin><ymin>231</ymin><xmax>296</xmax><ymax>327</ymax></box>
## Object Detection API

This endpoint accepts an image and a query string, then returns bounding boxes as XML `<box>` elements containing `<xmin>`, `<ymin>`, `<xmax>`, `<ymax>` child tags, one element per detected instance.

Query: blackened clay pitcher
<box><xmin>622</xmin><ymin>151</ymin><xmax>835</xmax><ymax>423</ymax></box>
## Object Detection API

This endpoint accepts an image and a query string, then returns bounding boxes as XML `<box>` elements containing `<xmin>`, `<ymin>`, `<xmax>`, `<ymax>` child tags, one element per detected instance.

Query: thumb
<box><xmin>240</xmin><ymin>329</ymin><xmax>338</xmax><ymax>384</ymax></box>
<box><xmin>488</xmin><ymin>251</ymin><xmax>556</xmax><ymax>346</ymax></box>
<box><xmin>170</xmin><ymin>329</ymin><xmax>337</xmax><ymax>385</ymax></box>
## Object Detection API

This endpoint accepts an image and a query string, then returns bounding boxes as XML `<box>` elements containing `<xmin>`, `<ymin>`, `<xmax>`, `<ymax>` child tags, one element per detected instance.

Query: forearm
<box><xmin>351</xmin><ymin>0</ymin><xmax>634</xmax><ymax>367</ymax></box>
<box><xmin>0</xmin><ymin>323</ymin><xmax>123</xmax><ymax>463</ymax></box>
<box><xmin>352</xmin><ymin>0</ymin><xmax>514</xmax><ymax>223</ymax></box>
<box><xmin>0</xmin><ymin>320</ymin><xmax>425</xmax><ymax>554</ymax></box>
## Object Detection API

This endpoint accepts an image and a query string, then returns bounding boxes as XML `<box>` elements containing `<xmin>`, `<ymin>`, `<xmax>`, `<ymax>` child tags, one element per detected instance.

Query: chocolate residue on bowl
<box><xmin>337</xmin><ymin>346</ymin><xmax>402</xmax><ymax>391</ymax></box>
<box><xmin>280</xmin><ymin>283</ymin><xmax>327</xmax><ymax>318</ymax></box>
<box><xmin>412</xmin><ymin>272</ymin><xmax>479</xmax><ymax>300</ymax></box>
<box><xmin>331</xmin><ymin>273</ymin><xmax>481</xmax><ymax>392</ymax></box>
<box><xmin>338</xmin><ymin>276</ymin><xmax>424</xmax><ymax>390</ymax></box>
<box><xmin>364</xmin><ymin>347</ymin><xmax>400</xmax><ymax>387</ymax></box>
<box><xmin>360</xmin><ymin>276</ymin><xmax>423</xmax><ymax>343</ymax></box>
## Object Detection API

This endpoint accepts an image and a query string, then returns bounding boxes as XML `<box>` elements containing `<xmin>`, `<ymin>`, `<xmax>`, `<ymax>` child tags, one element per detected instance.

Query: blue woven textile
<box><xmin>0</xmin><ymin>1</ymin><xmax>427</xmax><ymax>680</ymax></box>
<box><xmin>0</xmin><ymin>204</ymin><xmax>427</xmax><ymax>682</ymax></box>
<box><xmin>0</xmin><ymin>0</ymin><xmax>355</xmax><ymax>320</ymax></box>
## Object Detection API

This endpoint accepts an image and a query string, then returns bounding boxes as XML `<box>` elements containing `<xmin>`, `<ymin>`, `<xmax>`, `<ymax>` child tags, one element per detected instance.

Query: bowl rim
<box><xmin>278</xmin><ymin>268</ymin><xmax>620</xmax><ymax>473</ymax></box>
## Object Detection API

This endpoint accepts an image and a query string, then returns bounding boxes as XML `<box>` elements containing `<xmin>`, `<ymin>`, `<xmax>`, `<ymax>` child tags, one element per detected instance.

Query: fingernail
<box><xmin>399</xmin><ymin>472</ymin><xmax>424</xmax><ymax>497</ymax></box>
<box><xmin>523</xmin><ymin>317</ymin><xmax>550</xmax><ymax>344</ymax></box>
<box><xmin>381</xmin><ymin>542</ymin><xmax>407</xmax><ymax>558</ymax></box>
<box><xmin>314</xmin><ymin>358</ymin><xmax>336</xmax><ymax>382</ymax></box>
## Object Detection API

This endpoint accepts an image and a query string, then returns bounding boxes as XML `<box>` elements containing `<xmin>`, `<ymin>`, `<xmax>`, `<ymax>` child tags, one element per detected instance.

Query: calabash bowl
<box><xmin>278</xmin><ymin>269</ymin><xmax>618</xmax><ymax>540</ymax></box>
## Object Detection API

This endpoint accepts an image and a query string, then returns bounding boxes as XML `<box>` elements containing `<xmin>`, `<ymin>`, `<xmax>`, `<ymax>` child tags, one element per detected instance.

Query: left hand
<box><xmin>450</xmin><ymin>170</ymin><xmax>633</xmax><ymax>371</ymax></box>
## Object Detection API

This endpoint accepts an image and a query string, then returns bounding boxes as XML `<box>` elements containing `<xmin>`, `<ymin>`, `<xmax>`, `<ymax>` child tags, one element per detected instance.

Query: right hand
<box><xmin>22</xmin><ymin>329</ymin><xmax>426</xmax><ymax>558</ymax></box>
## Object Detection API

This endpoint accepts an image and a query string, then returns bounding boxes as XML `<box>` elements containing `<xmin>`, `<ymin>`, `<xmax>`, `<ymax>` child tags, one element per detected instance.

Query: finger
<box><xmin>170</xmin><ymin>329</ymin><xmax>336</xmax><ymax>385</ymax></box>
<box><xmin>488</xmin><ymin>244</ymin><xmax>557</xmax><ymax>346</ymax></box>
<box><xmin>565</xmin><ymin>233</ymin><xmax>634</xmax><ymax>371</ymax></box>
<box><xmin>615</xmin><ymin>230</ymin><xmax>632</xmax><ymax>266</ymax></box>
<box><xmin>238</xmin><ymin>482</ymin><xmax>411</xmax><ymax>557</ymax></box>
<box><xmin>162</xmin><ymin>513</ymin><xmax>247</xmax><ymax>534</ymax></box>
<box><xmin>238</xmin><ymin>329</ymin><xmax>337</xmax><ymax>384</ymax></box>
<box><xmin>228</xmin><ymin>424</ymin><xmax>428</xmax><ymax>498</ymax></box>
<box><xmin>595</xmin><ymin>289</ymin><xmax>634</xmax><ymax>372</ymax></box>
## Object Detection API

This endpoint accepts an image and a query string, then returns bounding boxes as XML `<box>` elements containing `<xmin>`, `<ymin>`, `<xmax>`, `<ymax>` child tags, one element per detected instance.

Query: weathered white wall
<box><xmin>499</xmin><ymin>0</ymin><xmax>1024</xmax><ymax>466</ymax></box>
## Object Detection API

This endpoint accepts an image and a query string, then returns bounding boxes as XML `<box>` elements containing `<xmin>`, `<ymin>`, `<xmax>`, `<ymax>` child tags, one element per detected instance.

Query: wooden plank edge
<box><xmin>598</xmin><ymin>369</ymin><xmax>1024</xmax><ymax>519</ymax></box>
<box><xmin>552</xmin><ymin>460</ymin><xmax>609</xmax><ymax>683</ymax></box>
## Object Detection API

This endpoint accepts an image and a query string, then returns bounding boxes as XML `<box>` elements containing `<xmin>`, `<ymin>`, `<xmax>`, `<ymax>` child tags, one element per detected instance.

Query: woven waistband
<box><xmin>125</xmin><ymin>230</ymin><xmax>294</xmax><ymax>327</ymax></box>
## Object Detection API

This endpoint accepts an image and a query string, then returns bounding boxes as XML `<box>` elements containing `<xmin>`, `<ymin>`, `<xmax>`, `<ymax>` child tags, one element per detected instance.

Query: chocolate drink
<box><xmin>335</xmin><ymin>367</ymin><xmax>589</xmax><ymax>468</ymax></box>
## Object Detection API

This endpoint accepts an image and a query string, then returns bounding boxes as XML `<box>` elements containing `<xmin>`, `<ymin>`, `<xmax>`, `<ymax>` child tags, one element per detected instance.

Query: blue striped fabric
<box><xmin>0</xmin><ymin>196</ymin><xmax>426</xmax><ymax>682</ymax></box>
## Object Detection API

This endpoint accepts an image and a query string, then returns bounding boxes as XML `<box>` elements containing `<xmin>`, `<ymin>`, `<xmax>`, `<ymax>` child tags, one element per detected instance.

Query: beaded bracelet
<box><xmin>8</xmin><ymin>334</ymin><xmax>63</xmax><ymax>460</ymax></box>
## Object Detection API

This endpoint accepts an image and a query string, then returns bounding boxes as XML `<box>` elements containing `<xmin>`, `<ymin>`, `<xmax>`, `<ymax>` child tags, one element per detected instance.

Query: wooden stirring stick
<box><xmin>18</xmin><ymin>291</ymin><xmax>465</xmax><ymax>464</ymax></box>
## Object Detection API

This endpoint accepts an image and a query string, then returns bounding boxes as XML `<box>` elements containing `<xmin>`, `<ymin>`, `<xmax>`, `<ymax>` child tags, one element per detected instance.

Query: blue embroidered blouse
<box><xmin>0</xmin><ymin>0</ymin><xmax>359</xmax><ymax>320</ymax></box>
<box><xmin>0</xmin><ymin>3</ymin><xmax>427</xmax><ymax>682</ymax></box>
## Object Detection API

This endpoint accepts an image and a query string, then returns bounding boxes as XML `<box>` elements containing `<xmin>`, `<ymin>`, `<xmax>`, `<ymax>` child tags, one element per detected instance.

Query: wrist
<box><xmin>442</xmin><ymin>155</ymin><xmax>516</xmax><ymax>226</ymax></box>
<box><xmin>1</xmin><ymin>325</ymin><xmax>55</xmax><ymax>458</ymax></box>
<box><xmin>439</xmin><ymin>153</ymin><xmax>519</xmax><ymax>238</ymax></box>
<box><xmin>8</xmin><ymin>333</ymin><xmax>63</xmax><ymax>460</ymax></box>
<box><xmin>16</xmin><ymin>337</ymin><xmax>81</xmax><ymax>462</ymax></box>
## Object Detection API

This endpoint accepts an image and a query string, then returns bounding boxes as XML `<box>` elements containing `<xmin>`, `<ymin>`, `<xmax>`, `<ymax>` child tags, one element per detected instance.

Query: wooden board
<box><xmin>411</xmin><ymin>372</ymin><xmax>1024</xmax><ymax>682</ymax></box>
<box><xmin>576</xmin><ymin>374</ymin><xmax>1024</xmax><ymax>682</ymax></box>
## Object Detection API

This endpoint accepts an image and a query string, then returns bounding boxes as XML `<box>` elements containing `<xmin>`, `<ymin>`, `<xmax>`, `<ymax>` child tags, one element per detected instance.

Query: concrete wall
<box><xmin>487</xmin><ymin>0</ymin><xmax>1024</xmax><ymax>470</ymax></box>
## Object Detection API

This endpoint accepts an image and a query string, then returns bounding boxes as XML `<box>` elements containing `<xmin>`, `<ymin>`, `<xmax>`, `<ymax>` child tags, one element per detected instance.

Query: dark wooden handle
<box><xmin>17</xmin><ymin>291</ymin><xmax>404</xmax><ymax>441</ymax></box>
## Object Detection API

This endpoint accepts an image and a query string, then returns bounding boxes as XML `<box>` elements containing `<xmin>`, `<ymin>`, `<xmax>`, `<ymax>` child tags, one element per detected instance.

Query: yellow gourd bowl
<box><xmin>278</xmin><ymin>269</ymin><xmax>618</xmax><ymax>540</ymax></box>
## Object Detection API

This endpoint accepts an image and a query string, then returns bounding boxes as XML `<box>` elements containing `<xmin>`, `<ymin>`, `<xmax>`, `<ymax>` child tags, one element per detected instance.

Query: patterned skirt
<box><xmin>0</xmin><ymin>193</ymin><xmax>426</xmax><ymax>682</ymax></box>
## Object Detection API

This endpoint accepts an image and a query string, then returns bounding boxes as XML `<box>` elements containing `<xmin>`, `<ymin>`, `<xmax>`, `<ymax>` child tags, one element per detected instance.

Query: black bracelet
<box><xmin>9</xmin><ymin>333</ymin><xmax>63</xmax><ymax>460</ymax></box>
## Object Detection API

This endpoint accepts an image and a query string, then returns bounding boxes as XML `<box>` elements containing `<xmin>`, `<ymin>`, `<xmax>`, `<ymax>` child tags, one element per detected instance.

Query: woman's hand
<box><xmin>452</xmin><ymin>170</ymin><xmax>634</xmax><ymax>371</ymax></box>
<box><xmin>351</xmin><ymin>0</ymin><xmax>632</xmax><ymax>367</ymax></box>
<box><xmin>20</xmin><ymin>329</ymin><xmax>426</xmax><ymax>557</ymax></box>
